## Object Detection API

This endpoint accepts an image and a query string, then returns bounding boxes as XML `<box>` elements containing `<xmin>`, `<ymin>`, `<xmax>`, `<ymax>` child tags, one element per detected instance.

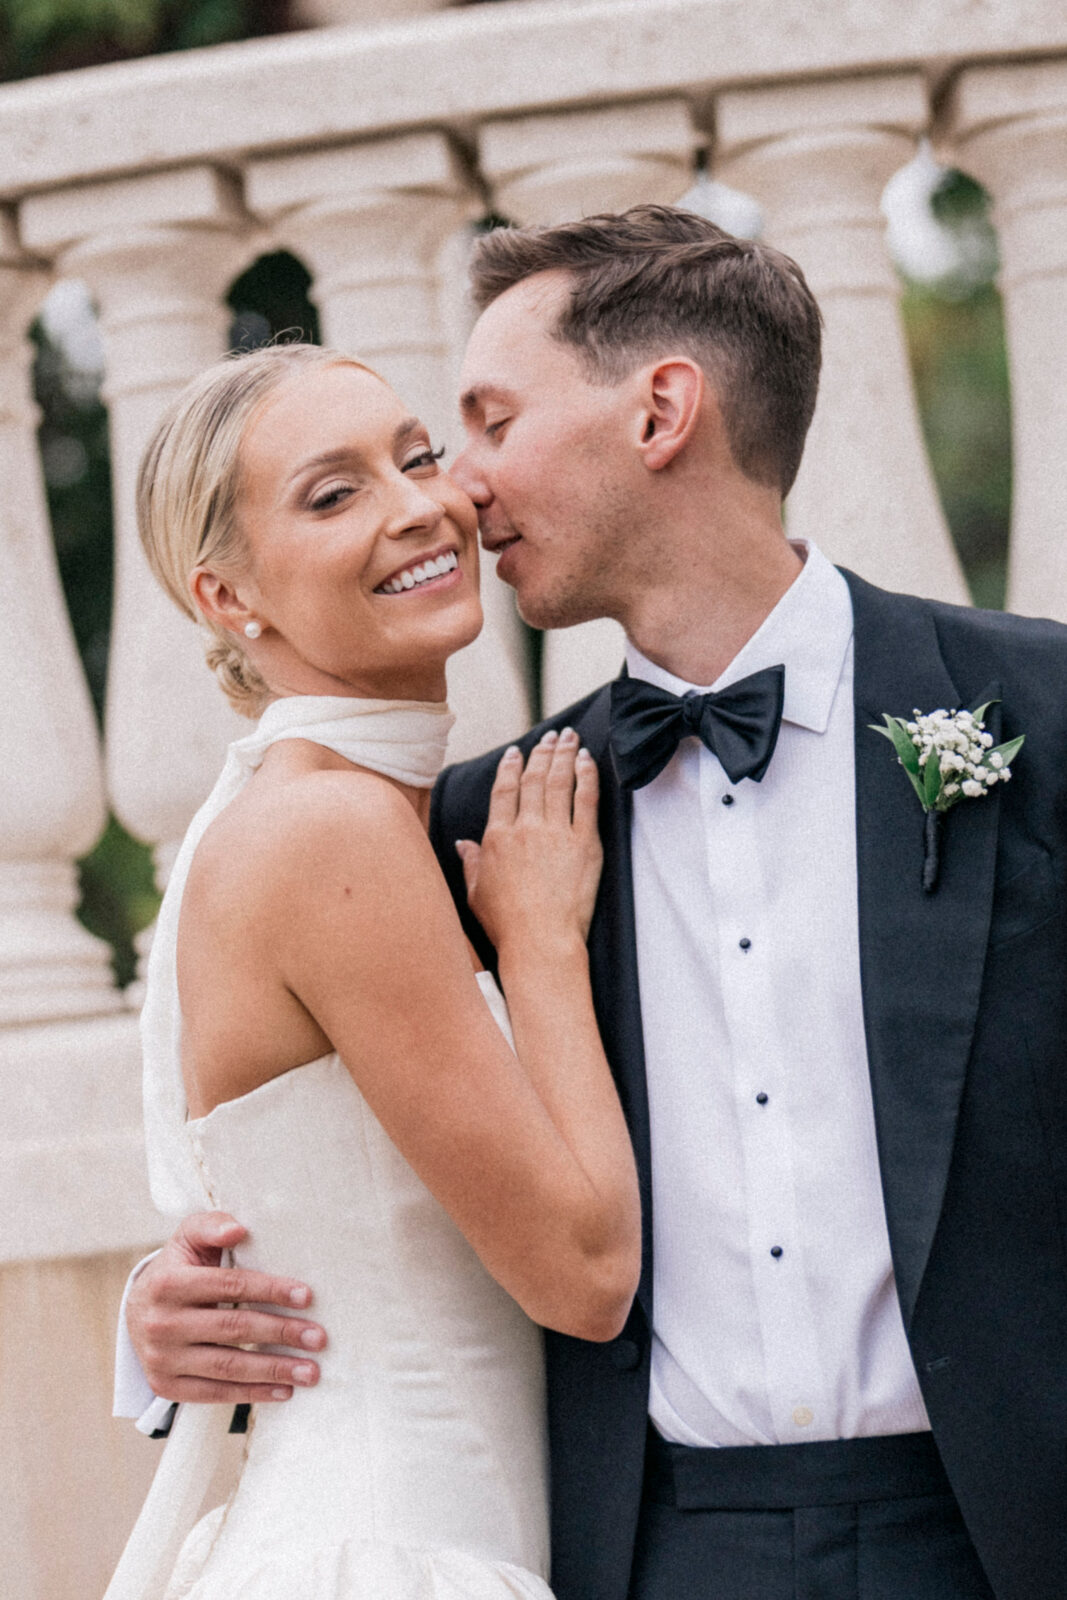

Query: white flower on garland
<box><xmin>869</xmin><ymin>700</ymin><xmax>1024</xmax><ymax>891</ymax></box>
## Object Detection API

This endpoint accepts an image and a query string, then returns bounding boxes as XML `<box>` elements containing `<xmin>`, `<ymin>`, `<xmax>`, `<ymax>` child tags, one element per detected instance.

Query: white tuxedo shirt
<box><xmin>629</xmin><ymin>542</ymin><xmax>929</xmax><ymax>1447</ymax></box>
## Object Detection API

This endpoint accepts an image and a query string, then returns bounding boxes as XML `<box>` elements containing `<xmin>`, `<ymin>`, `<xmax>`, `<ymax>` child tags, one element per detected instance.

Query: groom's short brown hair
<box><xmin>469</xmin><ymin>204</ymin><xmax>822</xmax><ymax>498</ymax></box>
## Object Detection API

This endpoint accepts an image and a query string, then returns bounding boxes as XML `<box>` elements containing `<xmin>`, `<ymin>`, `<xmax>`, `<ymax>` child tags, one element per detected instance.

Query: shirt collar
<box><xmin>623</xmin><ymin>541</ymin><xmax>854</xmax><ymax>735</ymax></box>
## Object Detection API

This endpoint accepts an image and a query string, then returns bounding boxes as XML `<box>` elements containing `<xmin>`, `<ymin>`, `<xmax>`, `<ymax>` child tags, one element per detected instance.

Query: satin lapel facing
<box><xmin>846</xmin><ymin>572</ymin><xmax>1002</xmax><ymax>1328</ymax></box>
<box><xmin>576</xmin><ymin>685</ymin><xmax>654</xmax><ymax>1325</ymax></box>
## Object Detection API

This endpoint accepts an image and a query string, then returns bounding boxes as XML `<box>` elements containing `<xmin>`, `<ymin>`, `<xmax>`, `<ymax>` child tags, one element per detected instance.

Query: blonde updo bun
<box><xmin>136</xmin><ymin>342</ymin><xmax>373</xmax><ymax>717</ymax></box>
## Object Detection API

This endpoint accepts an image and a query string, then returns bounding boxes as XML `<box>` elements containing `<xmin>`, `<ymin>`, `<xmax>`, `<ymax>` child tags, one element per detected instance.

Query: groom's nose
<box><xmin>449</xmin><ymin>443</ymin><xmax>490</xmax><ymax>506</ymax></box>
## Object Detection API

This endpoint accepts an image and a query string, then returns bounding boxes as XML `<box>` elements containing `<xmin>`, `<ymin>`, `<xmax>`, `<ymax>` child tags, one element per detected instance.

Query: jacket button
<box><xmin>610</xmin><ymin>1339</ymin><xmax>642</xmax><ymax>1371</ymax></box>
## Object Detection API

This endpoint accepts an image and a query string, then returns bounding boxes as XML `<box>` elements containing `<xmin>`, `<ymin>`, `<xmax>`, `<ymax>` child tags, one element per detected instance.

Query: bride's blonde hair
<box><xmin>137</xmin><ymin>343</ymin><xmax>373</xmax><ymax>718</ymax></box>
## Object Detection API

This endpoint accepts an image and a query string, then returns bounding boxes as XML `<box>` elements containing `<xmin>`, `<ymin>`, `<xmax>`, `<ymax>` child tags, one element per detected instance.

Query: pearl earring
<box><xmin>244</xmin><ymin>619</ymin><xmax>262</xmax><ymax>640</ymax></box>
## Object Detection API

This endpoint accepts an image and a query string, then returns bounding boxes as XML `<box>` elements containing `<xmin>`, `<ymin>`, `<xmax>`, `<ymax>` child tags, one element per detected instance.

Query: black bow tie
<box><xmin>609</xmin><ymin>665</ymin><xmax>786</xmax><ymax>791</ymax></box>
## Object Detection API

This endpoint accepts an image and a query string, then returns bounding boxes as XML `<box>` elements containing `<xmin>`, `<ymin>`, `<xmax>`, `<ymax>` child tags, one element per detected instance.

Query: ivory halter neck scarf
<box><xmin>141</xmin><ymin>694</ymin><xmax>455</xmax><ymax>1218</ymax></box>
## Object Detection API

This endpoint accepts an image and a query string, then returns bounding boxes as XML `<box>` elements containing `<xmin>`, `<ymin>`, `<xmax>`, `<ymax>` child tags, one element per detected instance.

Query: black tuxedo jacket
<box><xmin>430</xmin><ymin>572</ymin><xmax>1067</xmax><ymax>1600</ymax></box>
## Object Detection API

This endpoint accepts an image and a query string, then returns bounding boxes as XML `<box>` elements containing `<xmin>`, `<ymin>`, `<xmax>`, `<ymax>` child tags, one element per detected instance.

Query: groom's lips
<box><xmin>492</xmin><ymin>537</ymin><xmax>522</xmax><ymax>584</ymax></box>
<box><xmin>481</xmin><ymin>527</ymin><xmax>522</xmax><ymax>577</ymax></box>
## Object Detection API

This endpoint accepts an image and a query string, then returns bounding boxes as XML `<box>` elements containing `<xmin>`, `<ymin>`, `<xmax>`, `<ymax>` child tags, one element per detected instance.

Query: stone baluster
<box><xmin>247</xmin><ymin>134</ymin><xmax>530</xmax><ymax>761</ymax></box>
<box><xmin>950</xmin><ymin>60</ymin><xmax>1067</xmax><ymax>620</ymax></box>
<box><xmin>715</xmin><ymin>74</ymin><xmax>969</xmax><ymax>604</ymax></box>
<box><xmin>479</xmin><ymin>100</ymin><xmax>699</xmax><ymax>717</ymax></box>
<box><xmin>20</xmin><ymin>170</ymin><xmax>254</xmax><ymax>914</ymax></box>
<box><xmin>0</xmin><ymin>217</ymin><xmax>120</xmax><ymax>1025</ymax></box>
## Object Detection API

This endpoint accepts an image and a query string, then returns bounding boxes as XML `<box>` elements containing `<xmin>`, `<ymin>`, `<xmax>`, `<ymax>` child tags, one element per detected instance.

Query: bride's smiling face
<box><xmin>196</xmin><ymin>361</ymin><xmax>482</xmax><ymax>703</ymax></box>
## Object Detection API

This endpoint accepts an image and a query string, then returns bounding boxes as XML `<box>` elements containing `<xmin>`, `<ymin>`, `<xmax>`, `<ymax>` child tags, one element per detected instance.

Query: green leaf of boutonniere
<box><xmin>923</xmin><ymin>739</ymin><xmax>943</xmax><ymax>809</ymax></box>
<box><xmin>869</xmin><ymin>715</ymin><xmax>927</xmax><ymax>804</ymax></box>
<box><xmin>989</xmin><ymin>734</ymin><xmax>1025</xmax><ymax>770</ymax></box>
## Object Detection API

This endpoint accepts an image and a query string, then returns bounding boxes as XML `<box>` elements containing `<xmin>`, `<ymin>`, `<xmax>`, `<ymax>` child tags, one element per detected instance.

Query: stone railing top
<box><xmin>0</xmin><ymin>0</ymin><xmax>1065</xmax><ymax>203</ymax></box>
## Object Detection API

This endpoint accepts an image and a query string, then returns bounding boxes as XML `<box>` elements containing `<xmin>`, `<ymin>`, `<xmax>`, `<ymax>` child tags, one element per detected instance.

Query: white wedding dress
<box><xmin>106</xmin><ymin>697</ymin><xmax>553</xmax><ymax>1600</ymax></box>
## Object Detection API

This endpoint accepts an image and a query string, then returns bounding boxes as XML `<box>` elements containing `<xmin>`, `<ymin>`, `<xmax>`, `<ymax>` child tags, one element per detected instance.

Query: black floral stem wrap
<box><xmin>922</xmin><ymin>808</ymin><xmax>943</xmax><ymax>894</ymax></box>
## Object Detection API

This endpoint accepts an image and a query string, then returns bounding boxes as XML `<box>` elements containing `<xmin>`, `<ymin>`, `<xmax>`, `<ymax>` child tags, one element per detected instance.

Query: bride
<box><xmin>107</xmin><ymin>341</ymin><xmax>640</xmax><ymax>1599</ymax></box>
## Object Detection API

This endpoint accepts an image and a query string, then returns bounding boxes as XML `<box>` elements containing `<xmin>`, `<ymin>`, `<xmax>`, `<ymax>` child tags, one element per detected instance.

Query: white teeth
<box><xmin>377</xmin><ymin>551</ymin><xmax>458</xmax><ymax>594</ymax></box>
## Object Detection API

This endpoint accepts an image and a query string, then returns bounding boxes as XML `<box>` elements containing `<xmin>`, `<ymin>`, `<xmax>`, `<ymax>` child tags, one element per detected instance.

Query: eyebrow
<box><xmin>285</xmin><ymin>417</ymin><xmax>423</xmax><ymax>487</ymax></box>
<box><xmin>459</xmin><ymin>384</ymin><xmax>515</xmax><ymax>418</ymax></box>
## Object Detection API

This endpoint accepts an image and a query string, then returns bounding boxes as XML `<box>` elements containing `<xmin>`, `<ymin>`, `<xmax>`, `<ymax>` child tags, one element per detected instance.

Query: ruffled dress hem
<box><xmin>166</xmin><ymin>1507</ymin><xmax>554</xmax><ymax>1600</ymax></box>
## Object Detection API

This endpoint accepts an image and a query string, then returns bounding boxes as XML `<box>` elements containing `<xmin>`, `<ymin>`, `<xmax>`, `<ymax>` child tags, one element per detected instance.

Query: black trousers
<box><xmin>629</xmin><ymin>1429</ymin><xmax>996</xmax><ymax>1600</ymax></box>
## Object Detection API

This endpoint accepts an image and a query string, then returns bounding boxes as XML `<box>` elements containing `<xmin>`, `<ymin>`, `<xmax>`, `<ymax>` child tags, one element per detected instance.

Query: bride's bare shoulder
<box><xmin>186</xmin><ymin>763</ymin><xmax>436</xmax><ymax>925</ymax></box>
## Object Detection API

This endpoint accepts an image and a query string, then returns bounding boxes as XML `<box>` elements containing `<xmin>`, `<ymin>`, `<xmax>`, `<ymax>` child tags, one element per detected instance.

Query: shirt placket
<box><xmin>699</xmin><ymin>748</ymin><xmax>831</xmax><ymax>1442</ymax></box>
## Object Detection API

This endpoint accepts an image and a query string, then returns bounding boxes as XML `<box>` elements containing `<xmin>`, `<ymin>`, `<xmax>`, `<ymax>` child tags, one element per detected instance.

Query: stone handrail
<box><xmin>0</xmin><ymin>0</ymin><xmax>1063</xmax><ymax>197</ymax></box>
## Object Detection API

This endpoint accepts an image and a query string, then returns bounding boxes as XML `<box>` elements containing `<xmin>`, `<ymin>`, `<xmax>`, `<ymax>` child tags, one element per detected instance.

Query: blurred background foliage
<box><xmin>0</xmin><ymin>0</ymin><xmax>296</xmax><ymax>80</ymax></box>
<box><xmin>8</xmin><ymin>5</ymin><xmax>1013</xmax><ymax>980</ymax></box>
<box><xmin>900</xmin><ymin>169</ymin><xmax>1011</xmax><ymax>611</ymax></box>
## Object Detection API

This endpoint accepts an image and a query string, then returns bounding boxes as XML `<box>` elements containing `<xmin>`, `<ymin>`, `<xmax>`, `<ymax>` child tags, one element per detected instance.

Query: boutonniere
<box><xmin>870</xmin><ymin>702</ymin><xmax>1024</xmax><ymax>893</ymax></box>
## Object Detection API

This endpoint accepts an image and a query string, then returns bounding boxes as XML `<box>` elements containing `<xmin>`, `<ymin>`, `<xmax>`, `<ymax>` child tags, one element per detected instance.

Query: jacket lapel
<box><xmin>575</xmin><ymin>686</ymin><xmax>654</xmax><ymax>1326</ymax></box>
<box><xmin>845</xmin><ymin>571</ymin><xmax>1001</xmax><ymax>1327</ymax></box>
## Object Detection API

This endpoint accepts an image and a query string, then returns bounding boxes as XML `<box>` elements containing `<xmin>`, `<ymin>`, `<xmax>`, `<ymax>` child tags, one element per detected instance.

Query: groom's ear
<box><xmin>635</xmin><ymin>358</ymin><xmax>706</xmax><ymax>472</ymax></box>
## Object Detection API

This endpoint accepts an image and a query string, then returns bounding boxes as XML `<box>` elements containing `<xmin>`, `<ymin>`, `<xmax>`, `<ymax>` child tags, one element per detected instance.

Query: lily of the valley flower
<box><xmin>871</xmin><ymin>701</ymin><xmax>1023</xmax><ymax>816</ymax></box>
<box><xmin>869</xmin><ymin>701</ymin><xmax>1025</xmax><ymax>893</ymax></box>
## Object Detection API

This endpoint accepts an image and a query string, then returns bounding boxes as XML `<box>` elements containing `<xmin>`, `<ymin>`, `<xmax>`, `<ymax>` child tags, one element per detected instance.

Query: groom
<box><xmin>120</xmin><ymin>207</ymin><xmax>1067</xmax><ymax>1600</ymax></box>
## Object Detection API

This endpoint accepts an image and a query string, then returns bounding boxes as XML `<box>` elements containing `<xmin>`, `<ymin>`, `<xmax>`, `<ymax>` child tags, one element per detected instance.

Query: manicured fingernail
<box><xmin>300</xmin><ymin>1328</ymin><xmax>325</xmax><ymax>1349</ymax></box>
<box><xmin>272</xmin><ymin>1387</ymin><xmax>291</xmax><ymax>1400</ymax></box>
<box><xmin>292</xmin><ymin>1363</ymin><xmax>315</xmax><ymax>1384</ymax></box>
<box><xmin>210</xmin><ymin>1221</ymin><xmax>232</xmax><ymax>1239</ymax></box>
<box><xmin>289</xmin><ymin>1287</ymin><xmax>310</xmax><ymax>1308</ymax></box>
<box><xmin>578</xmin><ymin>748</ymin><xmax>593</xmax><ymax>762</ymax></box>
<box><xmin>455</xmin><ymin>839</ymin><xmax>470</xmax><ymax>858</ymax></box>
<box><xmin>541</xmin><ymin>730</ymin><xmax>559</xmax><ymax>745</ymax></box>
<box><xmin>502</xmin><ymin>745</ymin><xmax>521</xmax><ymax>760</ymax></box>
<box><xmin>560</xmin><ymin>727</ymin><xmax>578</xmax><ymax>744</ymax></box>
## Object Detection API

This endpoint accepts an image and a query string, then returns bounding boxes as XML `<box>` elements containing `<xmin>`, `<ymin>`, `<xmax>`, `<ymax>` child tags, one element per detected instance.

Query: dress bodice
<box><xmin>168</xmin><ymin>972</ymin><xmax>551</xmax><ymax>1599</ymax></box>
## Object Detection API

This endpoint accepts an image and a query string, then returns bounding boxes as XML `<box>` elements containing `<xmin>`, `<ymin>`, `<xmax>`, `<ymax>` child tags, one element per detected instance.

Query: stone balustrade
<box><xmin>1</xmin><ymin>3</ymin><xmax>1065</xmax><ymax>1594</ymax></box>
<box><xmin>948</xmin><ymin>58</ymin><xmax>1067</xmax><ymax>619</ymax></box>
<box><xmin>716</xmin><ymin>73</ymin><xmax>971</xmax><ymax>603</ymax></box>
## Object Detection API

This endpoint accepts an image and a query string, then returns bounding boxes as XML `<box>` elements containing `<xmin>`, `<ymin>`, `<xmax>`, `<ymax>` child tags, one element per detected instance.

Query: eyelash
<box><xmin>310</xmin><ymin>483</ymin><xmax>351</xmax><ymax>511</ymax></box>
<box><xmin>404</xmin><ymin>445</ymin><xmax>446</xmax><ymax>471</ymax></box>
<box><xmin>309</xmin><ymin>446</ymin><xmax>445</xmax><ymax>510</ymax></box>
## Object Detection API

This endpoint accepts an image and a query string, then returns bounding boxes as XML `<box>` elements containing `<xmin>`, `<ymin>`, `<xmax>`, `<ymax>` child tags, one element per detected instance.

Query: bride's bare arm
<box><xmin>276</xmin><ymin>729</ymin><xmax>639</xmax><ymax>1341</ymax></box>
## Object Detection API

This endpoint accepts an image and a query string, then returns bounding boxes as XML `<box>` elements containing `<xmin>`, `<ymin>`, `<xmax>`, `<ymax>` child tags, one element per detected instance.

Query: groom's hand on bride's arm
<box><xmin>127</xmin><ymin>1210</ymin><xmax>327</xmax><ymax>1403</ymax></box>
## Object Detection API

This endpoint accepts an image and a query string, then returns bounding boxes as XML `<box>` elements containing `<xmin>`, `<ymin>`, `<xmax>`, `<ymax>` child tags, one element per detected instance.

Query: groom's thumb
<box><xmin>175</xmin><ymin>1211</ymin><xmax>248</xmax><ymax>1266</ymax></box>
